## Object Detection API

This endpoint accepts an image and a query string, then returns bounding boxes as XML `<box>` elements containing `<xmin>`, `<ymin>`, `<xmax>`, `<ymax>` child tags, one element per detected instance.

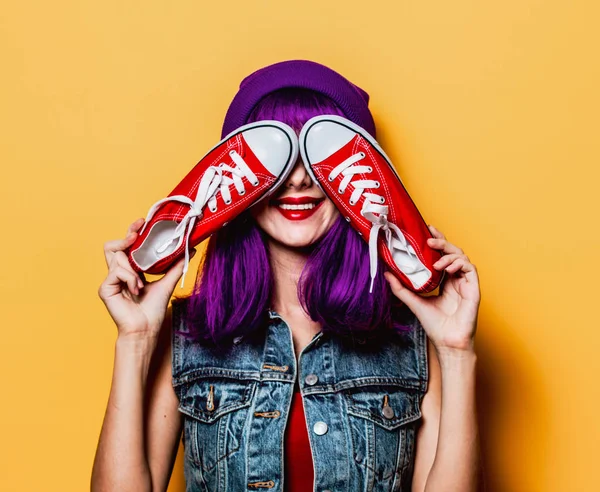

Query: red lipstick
<box><xmin>271</xmin><ymin>196</ymin><xmax>325</xmax><ymax>221</ymax></box>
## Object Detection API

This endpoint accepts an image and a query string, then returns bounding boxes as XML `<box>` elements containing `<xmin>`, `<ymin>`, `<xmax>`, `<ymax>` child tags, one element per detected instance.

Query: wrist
<box><xmin>435</xmin><ymin>346</ymin><xmax>477</xmax><ymax>370</ymax></box>
<box><xmin>116</xmin><ymin>332</ymin><xmax>158</xmax><ymax>355</ymax></box>
<box><xmin>435</xmin><ymin>345</ymin><xmax>476</xmax><ymax>357</ymax></box>
<box><xmin>114</xmin><ymin>334</ymin><xmax>158</xmax><ymax>380</ymax></box>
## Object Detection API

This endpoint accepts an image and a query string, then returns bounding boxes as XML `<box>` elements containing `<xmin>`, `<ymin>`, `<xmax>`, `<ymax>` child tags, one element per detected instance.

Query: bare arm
<box><xmin>91</xmin><ymin>308</ymin><xmax>182</xmax><ymax>492</ymax></box>
<box><xmin>411</xmin><ymin>338</ymin><xmax>484</xmax><ymax>492</ymax></box>
<box><xmin>411</xmin><ymin>337</ymin><xmax>442</xmax><ymax>491</ymax></box>
<box><xmin>385</xmin><ymin>224</ymin><xmax>484</xmax><ymax>492</ymax></box>
<box><xmin>422</xmin><ymin>347</ymin><xmax>482</xmax><ymax>492</ymax></box>
<box><xmin>91</xmin><ymin>218</ymin><xmax>195</xmax><ymax>492</ymax></box>
<box><xmin>143</xmin><ymin>307</ymin><xmax>184</xmax><ymax>491</ymax></box>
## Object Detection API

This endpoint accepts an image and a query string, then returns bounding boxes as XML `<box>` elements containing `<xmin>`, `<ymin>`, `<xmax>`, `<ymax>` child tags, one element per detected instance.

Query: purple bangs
<box><xmin>174</xmin><ymin>88</ymin><xmax>413</xmax><ymax>344</ymax></box>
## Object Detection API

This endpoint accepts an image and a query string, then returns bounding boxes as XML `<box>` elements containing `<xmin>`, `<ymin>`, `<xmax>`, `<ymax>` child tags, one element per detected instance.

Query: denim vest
<box><xmin>171</xmin><ymin>298</ymin><xmax>429</xmax><ymax>492</ymax></box>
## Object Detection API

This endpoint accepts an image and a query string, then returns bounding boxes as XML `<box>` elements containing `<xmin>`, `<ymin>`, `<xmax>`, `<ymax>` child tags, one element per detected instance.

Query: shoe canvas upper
<box><xmin>127</xmin><ymin>121</ymin><xmax>298</xmax><ymax>285</ymax></box>
<box><xmin>300</xmin><ymin>115</ymin><xmax>444</xmax><ymax>294</ymax></box>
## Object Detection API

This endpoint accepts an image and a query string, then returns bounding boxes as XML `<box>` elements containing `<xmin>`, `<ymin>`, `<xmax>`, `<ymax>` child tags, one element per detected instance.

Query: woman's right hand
<box><xmin>98</xmin><ymin>217</ymin><xmax>196</xmax><ymax>340</ymax></box>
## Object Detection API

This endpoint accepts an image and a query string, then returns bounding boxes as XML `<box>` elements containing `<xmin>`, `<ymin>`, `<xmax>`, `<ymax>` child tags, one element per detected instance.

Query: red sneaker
<box><xmin>126</xmin><ymin>120</ymin><xmax>298</xmax><ymax>287</ymax></box>
<box><xmin>299</xmin><ymin>115</ymin><xmax>445</xmax><ymax>294</ymax></box>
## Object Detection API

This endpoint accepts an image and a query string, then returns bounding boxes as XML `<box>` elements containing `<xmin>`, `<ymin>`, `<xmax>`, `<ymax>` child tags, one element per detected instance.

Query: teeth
<box><xmin>278</xmin><ymin>203</ymin><xmax>317</xmax><ymax>210</ymax></box>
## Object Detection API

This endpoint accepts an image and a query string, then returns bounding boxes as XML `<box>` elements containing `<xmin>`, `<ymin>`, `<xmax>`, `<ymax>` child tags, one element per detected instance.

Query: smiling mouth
<box><xmin>277</xmin><ymin>202</ymin><xmax>320</xmax><ymax>210</ymax></box>
<box><xmin>270</xmin><ymin>196</ymin><xmax>325</xmax><ymax>220</ymax></box>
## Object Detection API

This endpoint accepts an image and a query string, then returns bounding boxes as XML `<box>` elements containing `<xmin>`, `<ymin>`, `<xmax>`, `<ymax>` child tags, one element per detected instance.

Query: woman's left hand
<box><xmin>384</xmin><ymin>224</ymin><xmax>481</xmax><ymax>355</ymax></box>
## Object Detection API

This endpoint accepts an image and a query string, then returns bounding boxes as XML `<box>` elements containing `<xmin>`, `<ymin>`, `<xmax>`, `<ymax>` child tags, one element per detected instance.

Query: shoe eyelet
<box><xmin>349</xmin><ymin>199</ymin><xmax>355</xmax><ymax>205</ymax></box>
<box><xmin>375</xmin><ymin>182</ymin><xmax>381</xmax><ymax>188</ymax></box>
<box><xmin>338</xmin><ymin>188</ymin><xmax>343</xmax><ymax>194</ymax></box>
<box><xmin>345</xmin><ymin>216</ymin><xmax>351</xmax><ymax>222</ymax></box>
<box><xmin>380</xmin><ymin>197</ymin><xmax>385</xmax><ymax>204</ymax></box>
<box><xmin>367</xmin><ymin>166</ymin><xmax>373</xmax><ymax>172</ymax></box>
<box><xmin>239</xmin><ymin>190</ymin><xmax>245</xmax><ymax>196</ymax></box>
<box><xmin>229</xmin><ymin>150</ymin><xmax>236</xmax><ymax>156</ymax></box>
<box><xmin>360</xmin><ymin>152</ymin><xmax>366</xmax><ymax>158</ymax></box>
<box><xmin>252</xmin><ymin>180</ymin><xmax>260</xmax><ymax>187</ymax></box>
<box><xmin>209</xmin><ymin>207</ymin><xmax>217</xmax><ymax>213</ymax></box>
<box><xmin>328</xmin><ymin>176</ymin><xmax>334</xmax><ymax>182</ymax></box>
<box><xmin>224</xmin><ymin>199</ymin><xmax>232</xmax><ymax>205</ymax></box>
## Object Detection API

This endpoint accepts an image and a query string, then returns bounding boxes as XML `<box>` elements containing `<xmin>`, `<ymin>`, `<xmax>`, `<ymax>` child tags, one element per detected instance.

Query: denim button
<box><xmin>304</xmin><ymin>374</ymin><xmax>318</xmax><ymax>386</ymax></box>
<box><xmin>313</xmin><ymin>421</ymin><xmax>328</xmax><ymax>435</ymax></box>
<box><xmin>382</xmin><ymin>405</ymin><xmax>395</xmax><ymax>419</ymax></box>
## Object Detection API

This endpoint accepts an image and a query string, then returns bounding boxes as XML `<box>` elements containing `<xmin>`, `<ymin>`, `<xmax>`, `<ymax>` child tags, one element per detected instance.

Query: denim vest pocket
<box><xmin>343</xmin><ymin>385</ymin><xmax>423</xmax><ymax>489</ymax></box>
<box><xmin>177</xmin><ymin>377</ymin><xmax>258</xmax><ymax>472</ymax></box>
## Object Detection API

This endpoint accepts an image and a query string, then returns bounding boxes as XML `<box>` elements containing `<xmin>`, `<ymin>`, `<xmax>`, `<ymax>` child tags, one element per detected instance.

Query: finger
<box><xmin>428</xmin><ymin>224</ymin><xmax>445</xmax><ymax>239</ymax></box>
<box><xmin>384</xmin><ymin>271</ymin><xmax>429</xmax><ymax>319</ymax></box>
<box><xmin>104</xmin><ymin>232</ymin><xmax>139</xmax><ymax>267</ymax></box>
<box><xmin>463</xmin><ymin>262</ymin><xmax>479</xmax><ymax>285</ymax></box>
<box><xmin>453</xmin><ymin>258</ymin><xmax>475</xmax><ymax>274</ymax></box>
<box><xmin>115</xmin><ymin>265</ymin><xmax>141</xmax><ymax>295</ymax></box>
<box><xmin>100</xmin><ymin>265</ymin><xmax>140</xmax><ymax>298</ymax></box>
<box><xmin>126</xmin><ymin>217</ymin><xmax>146</xmax><ymax>235</ymax></box>
<box><xmin>110</xmin><ymin>251</ymin><xmax>146</xmax><ymax>289</ymax></box>
<box><xmin>433</xmin><ymin>253</ymin><xmax>467</xmax><ymax>271</ymax></box>
<box><xmin>444</xmin><ymin>258</ymin><xmax>466</xmax><ymax>274</ymax></box>
<box><xmin>427</xmin><ymin>237</ymin><xmax>464</xmax><ymax>256</ymax></box>
<box><xmin>445</xmin><ymin>258</ymin><xmax>477</xmax><ymax>276</ymax></box>
<box><xmin>103</xmin><ymin>218</ymin><xmax>146</xmax><ymax>267</ymax></box>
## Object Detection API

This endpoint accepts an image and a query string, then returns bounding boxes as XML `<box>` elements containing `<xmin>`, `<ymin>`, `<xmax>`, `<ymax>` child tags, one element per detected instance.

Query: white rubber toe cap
<box><xmin>243</xmin><ymin>123</ymin><xmax>297</xmax><ymax>177</ymax></box>
<box><xmin>301</xmin><ymin>118</ymin><xmax>355</xmax><ymax>164</ymax></box>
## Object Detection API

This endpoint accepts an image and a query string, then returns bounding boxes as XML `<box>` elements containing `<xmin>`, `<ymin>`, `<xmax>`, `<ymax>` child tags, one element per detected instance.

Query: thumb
<box><xmin>384</xmin><ymin>272</ymin><xmax>428</xmax><ymax>318</ymax></box>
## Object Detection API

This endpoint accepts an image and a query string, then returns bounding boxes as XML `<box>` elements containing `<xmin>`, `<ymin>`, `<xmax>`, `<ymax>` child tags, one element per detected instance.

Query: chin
<box><xmin>252</xmin><ymin>202</ymin><xmax>339</xmax><ymax>250</ymax></box>
<box><xmin>270</xmin><ymin>228</ymin><xmax>325</xmax><ymax>249</ymax></box>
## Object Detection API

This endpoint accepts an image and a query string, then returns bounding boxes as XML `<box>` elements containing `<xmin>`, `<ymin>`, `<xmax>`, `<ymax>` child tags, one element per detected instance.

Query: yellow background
<box><xmin>1</xmin><ymin>1</ymin><xmax>598</xmax><ymax>490</ymax></box>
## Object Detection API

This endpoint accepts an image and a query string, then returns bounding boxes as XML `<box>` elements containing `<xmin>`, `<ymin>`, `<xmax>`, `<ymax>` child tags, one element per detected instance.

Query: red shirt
<box><xmin>284</xmin><ymin>389</ymin><xmax>314</xmax><ymax>491</ymax></box>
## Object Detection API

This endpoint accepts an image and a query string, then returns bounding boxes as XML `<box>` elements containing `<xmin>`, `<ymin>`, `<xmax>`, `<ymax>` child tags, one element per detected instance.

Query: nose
<box><xmin>284</xmin><ymin>155</ymin><xmax>313</xmax><ymax>190</ymax></box>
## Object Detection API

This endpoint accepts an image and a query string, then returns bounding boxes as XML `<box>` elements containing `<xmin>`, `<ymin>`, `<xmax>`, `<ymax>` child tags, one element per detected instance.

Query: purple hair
<box><xmin>174</xmin><ymin>88</ymin><xmax>413</xmax><ymax>344</ymax></box>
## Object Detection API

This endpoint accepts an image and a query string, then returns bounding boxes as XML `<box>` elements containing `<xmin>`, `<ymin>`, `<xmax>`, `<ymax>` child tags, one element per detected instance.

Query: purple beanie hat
<box><xmin>221</xmin><ymin>59</ymin><xmax>376</xmax><ymax>139</ymax></box>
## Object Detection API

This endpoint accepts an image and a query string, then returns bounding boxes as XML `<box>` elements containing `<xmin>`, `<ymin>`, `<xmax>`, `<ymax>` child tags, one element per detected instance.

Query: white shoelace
<box><xmin>139</xmin><ymin>149</ymin><xmax>259</xmax><ymax>287</ymax></box>
<box><xmin>328</xmin><ymin>151</ymin><xmax>425</xmax><ymax>293</ymax></box>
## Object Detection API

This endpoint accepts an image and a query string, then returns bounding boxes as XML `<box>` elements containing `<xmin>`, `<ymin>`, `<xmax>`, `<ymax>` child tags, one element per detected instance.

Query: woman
<box><xmin>92</xmin><ymin>60</ymin><xmax>483</xmax><ymax>491</ymax></box>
